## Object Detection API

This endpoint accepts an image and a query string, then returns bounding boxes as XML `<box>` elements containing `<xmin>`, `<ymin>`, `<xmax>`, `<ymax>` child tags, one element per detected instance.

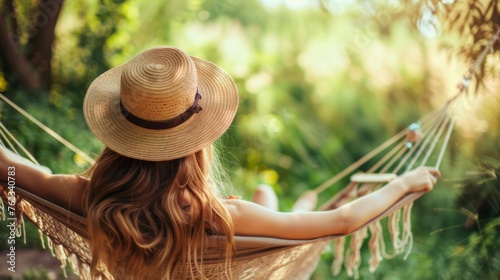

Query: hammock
<box><xmin>0</xmin><ymin>82</ymin><xmax>455</xmax><ymax>280</ymax></box>
<box><xmin>1</xmin><ymin>30</ymin><xmax>498</xmax><ymax>279</ymax></box>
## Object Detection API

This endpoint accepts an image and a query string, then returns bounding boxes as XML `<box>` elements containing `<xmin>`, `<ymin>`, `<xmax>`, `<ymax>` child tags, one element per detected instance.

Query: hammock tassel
<box><xmin>39</xmin><ymin>229</ymin><xmax>46</xmax><ymax>249</ymax></box>
<box><xmin>388</xmin><ymin>210</ymin><xmax>403</xmax><ymax>255</ymax></box>
<box><xmin>345</xmin><ymin>227</ymin><xmax>368</xmax><ymax>279</ymax></box>
<box><xmin>47</xmin><ymin>237</ymin><xmax>56</xmax><ymax>257</ymax></box>
<box><xmin>331</xmin><ymin>237</ymin><xmax>346</xmax><ymax>276</ymax></box>
<box><xmin>368</xmin><ymin>221</ymin><xmax>383</xmax><ymax>272</ymax></box>
<box><xmin>54</xmin><ymin>243</ymin><xmax>69</xmax><ymax>278</ymax></box>
<box><xmin>69</xmin><ymin>253</ymin><xmax>80</xmax><ymax>277</ymax></box>
<box><xmin>402</xmin><ymin>203</ymin><xmax>414</xmax><ymax>260</ymax></box>
<box><xmin>0</xmin><ymin>196</ymin><xmax>4</xmax><ymax>221</ymax></box>
<box><xmin>81</xmin><ymin>263</ymin><xmax>92</xmax><ymax>280</ymax></box>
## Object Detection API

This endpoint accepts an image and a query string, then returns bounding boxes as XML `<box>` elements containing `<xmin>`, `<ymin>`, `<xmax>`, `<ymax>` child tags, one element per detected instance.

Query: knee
<box><xmin>252</xmin><ymin>184</ymin><xmax>278</xmax><ymax>210</ymax></box>
<box><xmin>255</xmin><ymin>184</ymin><xmax>275</xmax><ymax>196</ymax></box>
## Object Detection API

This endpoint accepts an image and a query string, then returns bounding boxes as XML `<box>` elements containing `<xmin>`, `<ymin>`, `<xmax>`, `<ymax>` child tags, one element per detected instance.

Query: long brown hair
<box><xmin>83</xmin><ymin>145</ymin><xmax>235</xmax><ymax>279</ymax></box>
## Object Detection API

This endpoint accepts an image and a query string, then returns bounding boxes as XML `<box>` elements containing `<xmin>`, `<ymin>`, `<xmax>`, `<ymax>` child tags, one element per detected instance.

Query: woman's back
<box><xmin>84</xmin><ymin>147</ymin><xmax>235</xmax><ymax>279</ymax></box>
<box><xmin>0</xmin><ymin>46</ymin><xmax>439</xmax><ymax>280</ymax></box>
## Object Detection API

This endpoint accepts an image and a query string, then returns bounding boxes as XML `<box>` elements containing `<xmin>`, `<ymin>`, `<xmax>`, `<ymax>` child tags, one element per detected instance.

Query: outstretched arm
<box><xmin>0</xmin><ymin>148</ymin><xmax>86</xmax><ymax>215</ymax></box>
<box><xmin>224</xmin><ymin>167</ymin><xmax>439</xmax><ymax>240</ymax></box>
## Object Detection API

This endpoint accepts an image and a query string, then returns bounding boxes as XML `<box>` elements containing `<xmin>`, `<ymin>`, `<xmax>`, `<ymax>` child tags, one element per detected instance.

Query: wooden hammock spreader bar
<box><xmin>314</xmin><ymin>103</ymin><xmax>445</xmax><ymax>195</ymax></box>
<box><xmin>318</xmin><ymin>74</ymin><xmax>476</xmax><ymax>277</ymax></box>
<box><xmin>313</xmin><ymin>129</ymin><xmax>407</xmax><ymax>194</ymax></box>
<box><xmin>350</xmin><ymin>173</ymin><xmax>397</xmax><ymax>183</ymax></box>
<box><xmin>349</xmin><ymin>106</ymin><xmax>452</xmax><ymax>183</ymax></box>
<box><xmin>0</xmin><ymin>181</ymin><xmax>427</xmax><ymax>261</ymax></box>
<box><xmin>0</xmin><ymin>118</ymin><xmax>431</xmax><ymax>279</ymax></box>
<box><xmin>0</xmin><ymin>27</ymin><xmax>497</xmax><ymax>280</ymax></box>
<box><xmin>0</xmin><ymin>145</ymin><xmax>428</xmax><ymax>280</ymax></box>
<box><xmin>323</xmin><ymin>103</ymin><xmax>451</xmax><ymax>206</ymax></box>
<box><xmin>314</xmin><ymin>27</ymin><xmax>500</xmax><ymax>197</ymax></box>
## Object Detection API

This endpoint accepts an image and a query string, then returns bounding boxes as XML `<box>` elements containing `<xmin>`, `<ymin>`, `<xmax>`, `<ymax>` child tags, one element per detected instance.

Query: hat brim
<box><xmin>83</xmin><ymin>56</ymin><xmax>239</xmax><ymax>161</ymax></box>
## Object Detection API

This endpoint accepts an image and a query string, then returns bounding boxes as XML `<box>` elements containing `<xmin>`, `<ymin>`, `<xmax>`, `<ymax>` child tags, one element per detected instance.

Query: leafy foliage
<box><xmin>318</xmin><ymin>0</ymin><xmax>500</xmax><ymax>92</ymax></box>
<box><xmin>449</xmin><ymin>158</ymin><xmax>500</xmax><ymax>279</ymax></box>
<box><xmin>426</xmin><ymin>0</ymin><xmax>500</xmax><ymax>91</ymax></box>
<box><xmin>0</xmin><ymin>0</ymin><xmax>499</xmax><ymax>279</ymax></box>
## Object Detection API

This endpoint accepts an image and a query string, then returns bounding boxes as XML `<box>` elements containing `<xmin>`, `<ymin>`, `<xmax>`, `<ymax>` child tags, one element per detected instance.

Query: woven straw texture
<box><xmin>83</xmin><ymin>47</ymin><xmax>239</xmax><ymax>161</ymax></box>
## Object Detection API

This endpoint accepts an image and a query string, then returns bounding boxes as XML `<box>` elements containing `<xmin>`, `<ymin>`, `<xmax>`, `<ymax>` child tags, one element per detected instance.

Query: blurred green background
<box><xmin>0</xmin><ymin>0</ymin><xmax>499</xmax><ymax>279</ymax></box>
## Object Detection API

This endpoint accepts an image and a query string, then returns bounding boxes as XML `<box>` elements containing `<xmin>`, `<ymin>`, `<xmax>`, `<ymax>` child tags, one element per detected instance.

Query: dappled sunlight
<box><xmin>245</xmin><ymin>72</ymin><xmax>273</xmax><ymax>94</ymax></box>
<box><xmin>1</xmin><ymin>0</ymin><xmax>499</xmax><ymax>279</ymax></box>
<box><xmin>179</xmin><ymin>21</ymin><xmax>254</xmax><ymax>76</ymax></box>
<box><xmin>297</xmin><ymin>38</ymin><xmax>350</xmax><ymax>82</ymax></box>
<box><xmin>455</xmin><ymin>93</ymin><xmax>500</xmax><ymax>159</ymax></box>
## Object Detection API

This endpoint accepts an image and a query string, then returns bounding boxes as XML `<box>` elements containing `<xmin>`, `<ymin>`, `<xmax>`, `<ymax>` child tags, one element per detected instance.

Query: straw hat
<box><xmin>83</xmin><ymin>46</ymin><xmax>239</xmax><ymax>161</ymax></box>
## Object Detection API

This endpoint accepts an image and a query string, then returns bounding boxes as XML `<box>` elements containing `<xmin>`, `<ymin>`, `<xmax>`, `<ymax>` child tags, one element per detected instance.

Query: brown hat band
<box><xmin>120</xmin><ymin>91</ymin><xmax>203</xmax><ymax>130</ymax></box>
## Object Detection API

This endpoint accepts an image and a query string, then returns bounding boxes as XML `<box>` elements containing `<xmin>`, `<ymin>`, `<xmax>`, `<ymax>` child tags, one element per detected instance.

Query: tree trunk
<box><xmin>27</xmin><ymin>0</ymin><xmax>64</xmax><ymax>89</ymax></box>
<box><xmin>0</xmin><ymin>13</ymin><xmax>42</xmax><ymax>90</ymax></box>
<box><xmin>0</xmin><ymin>0</ymin><xmax>64</xmax><ymax>91</ymax></box>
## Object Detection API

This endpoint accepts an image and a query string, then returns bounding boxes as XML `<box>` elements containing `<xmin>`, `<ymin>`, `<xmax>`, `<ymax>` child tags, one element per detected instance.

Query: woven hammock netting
<box><xmin>0</xmin><ymin>29</ymin><xmax>498</xmax><ymax>279</ymax></box>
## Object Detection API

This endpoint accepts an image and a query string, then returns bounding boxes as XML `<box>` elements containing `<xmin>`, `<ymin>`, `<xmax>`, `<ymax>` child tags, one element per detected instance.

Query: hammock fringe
<box><xmin>2</xmin><ymin>29</ymin><xmax>499</xmax><ymax>278</ymax></box>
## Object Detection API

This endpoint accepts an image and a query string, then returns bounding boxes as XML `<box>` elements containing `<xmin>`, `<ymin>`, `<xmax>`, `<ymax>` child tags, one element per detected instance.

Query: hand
<box><xmin>398</xmin><ymin>166</ymin><xmax>440</xmax><ymax>193</ymax></box>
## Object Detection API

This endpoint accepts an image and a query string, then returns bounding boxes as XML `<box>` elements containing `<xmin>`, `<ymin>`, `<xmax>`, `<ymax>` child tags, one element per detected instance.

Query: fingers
<box><xmin>427</xmin><ymin>167</ymin><xmax>440</xmax><ymax>179</ymax></box>
<box><xmin>403</xmin><ymin>167</ymin><xmax>440</xmax><ymax>192</ymax></box>
<box><xmin>419</xmin><ymin>166</ymin><xmax>440</xmax><ymax>186</ymax></box>
<box><xmin>424</xmin><ymin>167</ymin><xmax>441</xmax><ymax>182</ymax></box>
<box><xmin>415</xmin><ymin>166</ymin><xmax>440</xmax><ymax>177</ymax></box>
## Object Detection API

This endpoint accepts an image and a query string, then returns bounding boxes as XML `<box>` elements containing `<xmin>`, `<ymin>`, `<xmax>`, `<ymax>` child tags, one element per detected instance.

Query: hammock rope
<box><xmin>318</xmin><ymin>27</ymin><xmax>499</xmax><ymax>278</ymax></box>
<box><xmin>0</xmin><ymin>121</ymin><xmax>39</xmax><ymax>164</ymax></box>
<box><xmin>0</xmin><ymin>86</ymin><xmax>477</xmax><ymax>280</ymax></box>
<box><xmin>0</xmin><ymin>28</ymin><xmax>498</xmax><ymax>279</ymax></box>
<box><xmin>315</xmin><ymin>26</ymin><xmax>500</xmax><ymax>197</ymax></box>
<box><xmin>0</xmin><ymin>93</ymin><xmax>95</xmax><ymax>165</ymax></box>
<box><xmin>324</xmin><ymin>108</ymin><xmax>459</xmax><ymax>277</ymax></box>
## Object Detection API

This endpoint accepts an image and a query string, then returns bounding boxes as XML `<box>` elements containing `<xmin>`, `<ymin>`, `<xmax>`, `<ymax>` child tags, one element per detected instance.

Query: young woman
<box><xmin>0</xmin><ymin>46</ymin><xmax>440</xmax><ymax>279</ymax></box>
